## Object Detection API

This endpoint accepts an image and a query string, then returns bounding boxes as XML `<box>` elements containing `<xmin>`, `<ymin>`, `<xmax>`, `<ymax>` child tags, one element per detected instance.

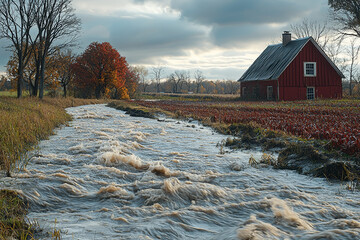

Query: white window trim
<box><xmin>304</xmin><ymin>62</ymin><xmax>317</xmax><ymax>77</ymax></box>
<box><xmin>307</xmin><ymin>87</ymin><xmax>315</xmax><ymax>100</ymax></box>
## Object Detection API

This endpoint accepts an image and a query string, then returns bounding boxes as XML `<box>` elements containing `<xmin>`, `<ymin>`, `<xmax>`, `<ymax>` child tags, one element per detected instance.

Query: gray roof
<box><xmin>239</xmin><ymin>37</ymin><xmax>345</xmax><ymax>82</ymax></box>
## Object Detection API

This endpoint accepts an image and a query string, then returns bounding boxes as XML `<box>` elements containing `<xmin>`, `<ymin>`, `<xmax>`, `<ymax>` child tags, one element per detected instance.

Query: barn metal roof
<box><xmin>239</xmin><ymin>37</ymin><xmax>345</xmax><ymax>82</ymax></box>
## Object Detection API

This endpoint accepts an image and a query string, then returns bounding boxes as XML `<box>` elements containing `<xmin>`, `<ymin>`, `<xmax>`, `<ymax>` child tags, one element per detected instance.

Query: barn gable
<box><xmin>239</xmin><ymin>37</ymin><xmax>344</xmax><ymax>82</ymax></box>
<box><xmin>239</xmin><ymin>32</ymin><xmax>344</xmax><ymax>101</ymax></box>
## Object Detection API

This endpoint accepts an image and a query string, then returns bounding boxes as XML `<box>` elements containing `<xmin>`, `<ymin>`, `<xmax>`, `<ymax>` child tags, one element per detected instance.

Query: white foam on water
<box><xmin>237</xmin><ymin>215</ymin><xmax>288</xmax><ymax>240</ymax></box>
<box><xmin>148</xmin><ymin>162</ymin><xmax>179</xmax><ymax>177</ymax></box>
<box><xmin>97</xmin><ymin>184</ymin><xmax>134</xmax><ymax>200</ymax></box>
<box><xmin>85</xmin><ymin>164</ymin><xmax>131</xmax><ymax>177</ymax></box>
<box><xmin>268</xmin><ymin>198</ymin><xmax>313</xmax><ymax>230</ymax></box>
<box><xmin>60</xmin><ymin>183</ymin><xmax>86</xmax><ymax>196</ymax></box>
<box><xmin>98</xmin><ymin>152</ymin><xmax>146</xmax><ymax>170</ymax></box>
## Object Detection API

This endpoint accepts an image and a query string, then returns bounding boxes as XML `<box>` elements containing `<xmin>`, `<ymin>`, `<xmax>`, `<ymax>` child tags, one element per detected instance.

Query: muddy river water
<box><xmin>2</xmin><ymin>104</ymin><xmax>360</xmax><ymax>239</ymax></box>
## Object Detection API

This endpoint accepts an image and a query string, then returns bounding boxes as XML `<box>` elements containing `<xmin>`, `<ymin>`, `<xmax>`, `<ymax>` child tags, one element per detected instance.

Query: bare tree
<box><xmin>184</xmin><ymin>71</ymin><xmax>192</xmax><ymax>92</ymax></box>
<box><xmin>151</xmin><ymin>66</ymin><xmax>164</xmax><ymax>93</ymax></box>
<box><xmin>346</xmin><ymin>38</ymin><xmax>360</xmax><ymax>96</ymax></box>
<box><xmin>329</xmin><ymin>0</ymin><xmax>360</xmax><ymax>37</ymax></box>
<box><xmin>194</xmin><ymin>70</ymin><xmax>204</xmax><ymax>93</ymax></box>
<box><xmin>167</xmin><ymin>73</ymin><xmax>176</xmax><ymax>93</ymax></box>
<box><xmin>133</xmin><ymin>66</ymin><xmax>149</xmax><ymax>93</ymax></box>
<box><xmin>34</xmin><ymin>0</ymin><xmax>81</xmax><ymax>99</ymax></box>
<box><xmin>290</xmin><ymin>18</ymin><xmax>330</xmax><ymax>49</ymax></box>
<box><xmin>0</xmin><ymin>0</ymin><xmax>37</xmax><ymax>98</ymax></box>
<box><xmin>174</xmin><ymin>71</ymin><xmax>187</xmax><ymax>93</ymax></box>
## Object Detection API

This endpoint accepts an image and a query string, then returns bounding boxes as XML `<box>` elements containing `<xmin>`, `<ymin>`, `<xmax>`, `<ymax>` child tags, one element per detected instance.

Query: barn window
<box><xmin>307</xmin><ymin>87</ymin><xmax>315</xmax><ymax>100</ymax></box>
<box><xmin>304</xmin><ymin>62</ymin><xmax>316</xmax><ymax>77</ymax></box>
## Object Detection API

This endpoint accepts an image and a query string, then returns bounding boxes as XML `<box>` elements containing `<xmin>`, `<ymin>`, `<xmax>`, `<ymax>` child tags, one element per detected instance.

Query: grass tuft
<box><xmin>0</xmin><ymin>189</ymin><xmax>35</xmax><ymax>239</ymax></box>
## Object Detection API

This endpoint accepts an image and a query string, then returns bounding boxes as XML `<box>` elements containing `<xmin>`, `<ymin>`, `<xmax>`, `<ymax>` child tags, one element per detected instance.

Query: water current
<box><xmin>2</xmin><ymin>104</ymin><xmax>360</xmax><ymax>239</ymax></box>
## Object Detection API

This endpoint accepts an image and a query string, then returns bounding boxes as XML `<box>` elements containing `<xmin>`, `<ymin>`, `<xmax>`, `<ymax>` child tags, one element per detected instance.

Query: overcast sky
<box><xmin>0</xmin><ymin>0</ymin><xmax>330</xmax><ymax>80</ymax></box>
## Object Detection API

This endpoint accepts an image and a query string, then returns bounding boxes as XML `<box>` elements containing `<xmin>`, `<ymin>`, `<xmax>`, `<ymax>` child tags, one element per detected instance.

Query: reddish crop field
<box><xmin>134</xmin><ymin>99</ymin><xmax>360</xmax><ymax>156</ymax></box>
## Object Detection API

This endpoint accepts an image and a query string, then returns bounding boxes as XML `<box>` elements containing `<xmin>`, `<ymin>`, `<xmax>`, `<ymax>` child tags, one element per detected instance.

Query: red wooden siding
<box><xmin>279</xmin><ymin>41</ymin><xmax>342</xmax><ymax>101</ymax></box>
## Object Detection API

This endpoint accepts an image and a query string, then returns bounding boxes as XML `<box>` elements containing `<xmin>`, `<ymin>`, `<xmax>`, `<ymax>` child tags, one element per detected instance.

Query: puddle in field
<box><xmin>2</xmin><ymin>104</ymin><xmax>359</xmax><ymax>239</ymax></box>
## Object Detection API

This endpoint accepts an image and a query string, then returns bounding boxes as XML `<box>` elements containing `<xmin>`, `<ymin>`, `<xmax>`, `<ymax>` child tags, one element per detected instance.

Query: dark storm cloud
<box><xmin>124</xmin><ymin>0</ymin><xmax>328</xmax><ymax>49</ymax></box>
<box><xmin>79</xmin><ymin>13</ymin><xmax>208</xmax><ymax>64</ymax></box>
<box><xmin>210</xmin><ymin>24</ymin><xmax>284</xmax><ymax>48</ymax></box>
<box><xmin>170</xmin><ymin>0</ymin><xmax>316</xmax><ymax>26</ymax></box>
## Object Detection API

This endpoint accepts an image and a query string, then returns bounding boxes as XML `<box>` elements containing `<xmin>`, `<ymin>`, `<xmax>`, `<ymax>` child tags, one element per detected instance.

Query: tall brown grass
<box><xmin>0</xmin><ymin>190</ymin><xmax>34</xmax><ymax>240</ymax></box>
<box><xmin>0</xmin><ymin>96</ymin><xmax>106</xmax><ymax>239</ymax></box>
<box><xmin>0</xmin><ymin>97</ymin><xmax>106</xmax><ymax>177</ymax></box>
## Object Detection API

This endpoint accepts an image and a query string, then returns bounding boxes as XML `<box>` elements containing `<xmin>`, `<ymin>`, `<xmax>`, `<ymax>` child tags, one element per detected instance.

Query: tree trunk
<box><xmin>28</xmin><ymin>82</ymin><xmax>33</xmax><ymax>96</ymax></box>
<box><xmin>95</xmin><ymin>85</ymin><xmax>101</xmax><ymax>99</ymax></box>
<box><xmin>39</xmin><ymin>56</ymin><xmax>46</xmax><ymax>99</ymax></box>
<box><xmin>32</xmin><ymin>62</ymin><xmax>40</xmax><ymax>97</ymax></box>
<box><xmin>17</xmin><ymin>61</ymin><xmax>23</xmax><ymax>98</ymax></box>
<box><xmin>63</xmin><ymin>84</ymin><xmax>67</xmax><ymax>98</ymax></box>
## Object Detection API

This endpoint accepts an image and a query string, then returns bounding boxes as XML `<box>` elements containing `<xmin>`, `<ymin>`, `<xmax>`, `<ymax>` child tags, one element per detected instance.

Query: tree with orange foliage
<box><xmin>72</xmin><ymin>42</ymin><xmax>129</xmax><ymax>99</ymax></box>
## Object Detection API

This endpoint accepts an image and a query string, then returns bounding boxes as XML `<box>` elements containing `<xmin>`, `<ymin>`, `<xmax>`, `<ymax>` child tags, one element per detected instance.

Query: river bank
<box><xmin>0</xmin><ymin>97</ymin><xmax>107</xmax><ymax>239</ymax></box>
<box><xmin>108</xmin><ymin>100</ymin><xmax>360</xmax><ymax>186</ymax></box>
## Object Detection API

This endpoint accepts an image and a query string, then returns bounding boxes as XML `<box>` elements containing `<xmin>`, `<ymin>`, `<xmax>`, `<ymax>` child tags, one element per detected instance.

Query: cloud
<box><xmin>78</xmin><ymin>12</ymin><xmax>210</xmax><ymax>65</ymax></box>
<box><xmin>0</xmin><ymin>0</ymin><xmax>331</xmax><ymax>79</ymax></box>
<box><xmin>170</xmin><ymin>0</ymin><xmax>321</xmax><ymax>26</ymax></box>
<box><xmin>210</xmin><ymin>23</ymin><xmax>287</xmax><ymax>48</ymax></box>
<box><xmin>0</xmin><ymin>40</ymin><xmax>10</xmax><ymax>71</ymax></box>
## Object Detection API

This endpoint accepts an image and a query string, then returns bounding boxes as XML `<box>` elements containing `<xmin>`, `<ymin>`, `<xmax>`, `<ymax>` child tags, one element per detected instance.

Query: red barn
<box><xmin>239</xmin><ymin>32</ymin><xmax>344</xmax><ymax>101</ymax></box>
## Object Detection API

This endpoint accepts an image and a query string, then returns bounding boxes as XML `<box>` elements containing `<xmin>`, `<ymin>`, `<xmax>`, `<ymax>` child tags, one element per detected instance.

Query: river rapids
<box><xmin>2</xmin><ymin>104</ymin><xmax>359</xmax><ymax>239</ymax></box>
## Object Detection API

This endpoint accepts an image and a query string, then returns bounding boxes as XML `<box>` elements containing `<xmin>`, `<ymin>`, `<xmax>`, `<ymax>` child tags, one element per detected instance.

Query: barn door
<box><xmin>267</xmin><ymin>86</ymin><xmax>273</xmax><ymax>100</ymax></box>
<box><xmin>307</xmin><ymin>87</ymin><xmax>315</xmax><ymax>100</ymax></box>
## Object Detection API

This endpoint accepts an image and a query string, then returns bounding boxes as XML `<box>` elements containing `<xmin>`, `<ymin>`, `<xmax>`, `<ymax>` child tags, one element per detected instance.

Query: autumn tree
<box><xmin>329</xmin><ymin>0</ymin><xmax>360</xmax><ymax>37</ymax></box>
<box><xmin>6</xmin><ymin>45</ymin><xmax>69</xmax><ymax>96</ymax></box>
<box><xmin>7</xmin><ymin>51</ymin><xmax>37</xmax><ymax>95</ymax></box>
<box><xmin>72</xmin><ymin>42</ymin><xmax>130</xmax><ymax>99</ymax></box>
<box><xmin>49</xmin><ymin>49</ymin><xmax>75</xmax><ymax>97</ymax></box>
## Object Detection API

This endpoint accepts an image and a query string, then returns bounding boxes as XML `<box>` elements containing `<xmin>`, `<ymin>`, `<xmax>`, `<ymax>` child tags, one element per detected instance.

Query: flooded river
<box><xmin>2</xmin><ymin>104</ymin><xmax>360</xmax><ymax>239</ymax></box>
